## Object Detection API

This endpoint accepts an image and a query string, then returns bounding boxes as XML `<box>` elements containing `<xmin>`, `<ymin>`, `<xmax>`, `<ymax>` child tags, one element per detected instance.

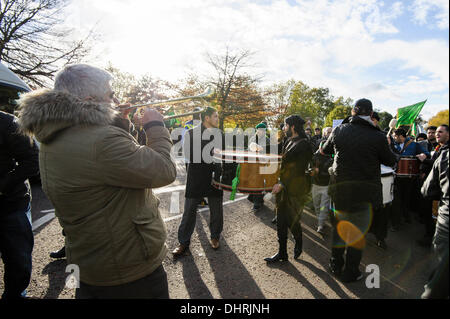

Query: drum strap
<box><xmin>230</xmin><ymin>164</ymin><xmax>241</xmax><ymax>201</ymax></box>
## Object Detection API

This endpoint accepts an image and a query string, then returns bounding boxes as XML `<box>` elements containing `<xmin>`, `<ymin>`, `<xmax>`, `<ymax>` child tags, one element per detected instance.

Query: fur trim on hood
<box><xmin>17</xmin><ymin>89</ymin><xmax>118</xmax><ymax>143</ymax></box>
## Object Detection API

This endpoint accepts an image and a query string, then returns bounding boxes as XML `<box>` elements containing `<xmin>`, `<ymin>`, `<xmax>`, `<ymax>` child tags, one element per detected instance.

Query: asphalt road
<box><xmin>0</xmin><ymin>157</ymin><xmax>436</xmax><ymax>299</ymax></box>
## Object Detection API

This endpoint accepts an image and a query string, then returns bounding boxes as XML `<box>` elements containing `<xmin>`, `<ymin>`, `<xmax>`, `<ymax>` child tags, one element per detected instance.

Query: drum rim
<box><xmin>395</xmin><ymin>173</ymin><xmax>419</xmax><ymax>177</ymax></box>
<box><xmin>213</xmin><ymin>149</ymin><xmax>282</xmax><ymax>163</ymax></box>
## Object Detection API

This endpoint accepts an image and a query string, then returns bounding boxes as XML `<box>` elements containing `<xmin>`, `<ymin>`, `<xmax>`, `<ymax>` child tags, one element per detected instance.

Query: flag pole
<box><xmin>406</xmin><ymin>124</ymin><xmax>412</xmax><ymax>136</ymax></box>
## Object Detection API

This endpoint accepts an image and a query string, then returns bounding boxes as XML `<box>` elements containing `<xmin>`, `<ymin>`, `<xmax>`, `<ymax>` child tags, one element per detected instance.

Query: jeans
<box><xmin>330</xmin><ymin>202</ymin><xmax>372</xmax><ymax>276</ymax></box>
<box><xmin>75</xmin><ymin>265</ymin><xmax>169</xmax><ymax>299</ymax></box>
<box><xmin>312</xmin><ymin>184</ymin><xmax>330</xmax><ymax>227</ymax></box>
<box><xmin>178</xmin><ymin>196</ymin><xmax>223</xmax><ymax>246</ymax></box>
<box><xmin>0</xmin><ymin>205</ymin><xmax>34</xmax><ymax>299</ymax></box>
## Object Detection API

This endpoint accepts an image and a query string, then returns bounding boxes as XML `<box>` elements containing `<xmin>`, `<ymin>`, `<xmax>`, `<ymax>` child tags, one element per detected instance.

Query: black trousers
<box><xmin>75</xmin><ymin>265</ymin><xmax>169</xmax><ymax>299</ymax></box>
<box><xmin>0</xmin><ymin>209</ymin><xmax>34</xmax><ymax>299</ymax></box>
<box><xmin>391</xmin><ymin>177</ymin><xmax>416</xmax><ymax>228</ymax></box>
<box><xmin>417</xmin><ymin>177</ymin><xmax>436</xmax><ymax>237</ymax></box>
<box><xmin>370</xmin><ymin>204</ymin><xmax>391</xmax><ymax>241</ymax></box>
<box><xmin>330</xmin><ymin>202</ymin><xmax>372</xmax><ymax>276</ymax></box>
<box><xmin>276</xmin><ymin>193</ymin><xmax>303</xmax><ymax>253</ymax></box>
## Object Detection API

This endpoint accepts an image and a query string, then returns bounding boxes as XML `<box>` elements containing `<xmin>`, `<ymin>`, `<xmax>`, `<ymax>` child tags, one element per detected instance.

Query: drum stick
<box><xmin>387</xmin><ymin>118</ymin><xmax>397</xmax><ymax>137</ymax></box>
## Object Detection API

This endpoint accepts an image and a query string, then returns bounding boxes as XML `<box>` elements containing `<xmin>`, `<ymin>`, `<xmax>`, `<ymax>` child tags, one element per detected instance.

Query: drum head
<box><xmin>380</xmin><ymin>164</ymin><xmax>394</xmax><ymax>175</ymax></box>
<box><xmin>213</xmin><ymin>149</ymin><xmax>281</xmax><ymax>163</ymax></box>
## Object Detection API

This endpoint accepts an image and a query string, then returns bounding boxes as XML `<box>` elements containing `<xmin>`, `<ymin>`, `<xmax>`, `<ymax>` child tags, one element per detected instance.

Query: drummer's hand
<box><xmin>416</xmin><ymin>153</ymin><xmax>427</xmax><ymax>162</ymax></box>
<box><xmin>141</xmin><ymin>109</ymin><xmax>164</xmax><ymax>125</ymax></box>
<box><xmin>117</xmin><ymin>103</ymin><xmax>132</xmax><ymax>119</ymax></box>
<box><xmin>319</xmin><ymin>146</ymin><xmax>326</xmax><ymax>155</ymax></box>
<box><xmin>272</xmin><ymin>183</ymin><xmax>283</xmax><ymax>194</ymax></box>
<box><xmin>386</xmin><ymin>135</ymin><xmax>391</xmax><ymax>145</ymax></box>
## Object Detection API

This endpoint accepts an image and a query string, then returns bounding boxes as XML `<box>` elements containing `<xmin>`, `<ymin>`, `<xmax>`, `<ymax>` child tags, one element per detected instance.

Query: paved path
<box><xmin>0</xmin><ymin>157</ymin><xmax>435</xmax><ymax>299</ymax></box>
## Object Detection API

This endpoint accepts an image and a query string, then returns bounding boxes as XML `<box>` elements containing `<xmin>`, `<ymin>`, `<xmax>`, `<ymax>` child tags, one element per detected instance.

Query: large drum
<box><xmin>212</xmin><ymin>149</ymin><xmax>281</xmax><ymax>194</ymax></box>
<box><xmin>381</xmin><ymin>165</ymin><xmax>395</xmax><ymax>205</ymax></box>
<box><xmin>396</xmin><ymin>156</ymin><xmax>420</xmax><ymax>177</ymax></box>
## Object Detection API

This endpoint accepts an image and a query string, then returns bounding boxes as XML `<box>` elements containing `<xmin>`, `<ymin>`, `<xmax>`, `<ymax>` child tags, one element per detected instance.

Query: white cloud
<box><xmin>61</xmin><ymin>0</ymin><xmax>448</xmax><ymax>120</ymax></box>
<box><xmin>410</xmin><ymin>0</ymin><xmax>449</xmax><ymax>29</ymax></box>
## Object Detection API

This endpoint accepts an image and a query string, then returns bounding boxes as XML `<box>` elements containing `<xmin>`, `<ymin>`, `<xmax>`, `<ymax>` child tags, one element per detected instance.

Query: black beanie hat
<box><xmin>353</xmin><ymin>98</ymin><xmax>373</xmax><ymax>116</ymax></box>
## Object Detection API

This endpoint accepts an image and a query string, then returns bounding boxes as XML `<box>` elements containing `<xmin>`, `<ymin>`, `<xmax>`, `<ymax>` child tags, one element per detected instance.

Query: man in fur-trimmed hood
<box><xmin>17</xmin><ymin>64</ymin><xmax>176</xmax><ymax>298</ymax></box>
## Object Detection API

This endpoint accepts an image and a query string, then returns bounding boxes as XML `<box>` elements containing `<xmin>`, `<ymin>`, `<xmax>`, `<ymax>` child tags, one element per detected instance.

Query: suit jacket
<box><xmin>184</xmin><ymin>124</ymin><xmax>224</xmax><ymax>198</ymax></box>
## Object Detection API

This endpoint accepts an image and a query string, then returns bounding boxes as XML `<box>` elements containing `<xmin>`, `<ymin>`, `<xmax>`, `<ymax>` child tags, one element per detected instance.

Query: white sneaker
<box><xmin>317</xmin><ymin>226</ymin><xmax>325</xmax><ymax>235</ymax></box>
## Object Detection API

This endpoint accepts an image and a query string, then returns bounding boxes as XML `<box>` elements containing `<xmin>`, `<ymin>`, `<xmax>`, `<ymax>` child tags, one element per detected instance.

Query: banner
<box><xmin>396</xmin><ymin>100</ymin><xmax>427</xmax><ymax>128</ymax></box>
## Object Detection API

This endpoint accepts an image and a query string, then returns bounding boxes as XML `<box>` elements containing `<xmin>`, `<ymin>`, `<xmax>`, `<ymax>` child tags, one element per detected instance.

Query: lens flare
<box><xmin>337</xmin><ymin>220</ymin><xmax>366</xmax><ymax>249</ymax></box>
<box><xmin>331</xmin><ymin>203</ymin><xmax>373</xmax><ymax>249</ymax></box>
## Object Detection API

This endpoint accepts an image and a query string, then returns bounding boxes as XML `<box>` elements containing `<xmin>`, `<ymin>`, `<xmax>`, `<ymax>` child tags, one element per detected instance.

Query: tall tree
<box><xmin>288</xmin><ymin>81</ymin><xmax>351</xmax><ymax>128</ymax></box>
<box><xmin>428</xmin><ymin>109</ymin><xmax>449</xmax><ymax>127</ymax></box>
<box><xmin>206</xmin><ymin>47</ymin><xmax>266</xmax><ymax>130</ymax></box>
<box><xmin>265</xmin><ymin>79</ymin><xmax>295</xmax><ymax>128</ymax></box>
<box><xmin>107</xmin><ymin>64</ymin><xmax>172</xmax><ymax>104</ymax></box>
<box><xmin>324</xmin><ymin>105</ymin><xmax>352</xmax><ymax>127</ymax></box>
<box><xmin>0</xmin><ymin>0</ymin><xmax>93</xmax><ymax>87</ymax></box>
<box><xmin>374</xmin><ymin>110</ymin><xmax>393</xmax><ymax>131</ymax></box>
<box><xmin>106</xmin><ymin>64</ymin><xmax>175</xmax><ymax>120</ymax></box>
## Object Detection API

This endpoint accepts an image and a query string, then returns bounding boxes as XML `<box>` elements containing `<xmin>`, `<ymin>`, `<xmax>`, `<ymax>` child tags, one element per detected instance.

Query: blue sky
<box><xmin>65</xmin><ymin>0</ymin><xmax>449</xmax><ymax>120</ymax></box>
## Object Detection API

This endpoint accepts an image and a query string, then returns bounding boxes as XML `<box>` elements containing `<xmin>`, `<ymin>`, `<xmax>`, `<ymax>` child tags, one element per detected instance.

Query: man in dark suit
<box><xmin>173</xmin><ymin>107</ymin><xmax>224</xmax><ymax>256</ymax></box>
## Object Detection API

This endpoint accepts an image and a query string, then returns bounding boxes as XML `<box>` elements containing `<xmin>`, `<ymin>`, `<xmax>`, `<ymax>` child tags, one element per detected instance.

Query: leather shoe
<box><xmin>172</xmin><ymin>244</ymin><xmax>188</xmax><ymax>257</ymax></box>
<box><xmin>210</xmin><ymin>239</ymin><xmax>220</xmax><ymax>249</ymax></box>
<box><xmin>264</xmin><ymin>252</ymin><xmax>288</xmax><ymax>263</ymax></box>
<box><xmin>49</xmin><ymin>246</ymin><xmax>66</xmax><ymax>259</ymax></box>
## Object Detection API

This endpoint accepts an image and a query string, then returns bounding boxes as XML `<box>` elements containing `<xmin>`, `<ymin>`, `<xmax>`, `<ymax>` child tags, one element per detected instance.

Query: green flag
<box><xmin>396</xmin><ymin>100</ymin><xmax>427</xmax><ymax>128</ymax></box>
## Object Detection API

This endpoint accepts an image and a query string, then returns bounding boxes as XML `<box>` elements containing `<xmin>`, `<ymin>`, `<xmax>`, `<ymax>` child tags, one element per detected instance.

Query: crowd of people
<box><xmin>0</xmin><ymin>63</ymin><xmax>448</xmax><ymax>299</ymax></box>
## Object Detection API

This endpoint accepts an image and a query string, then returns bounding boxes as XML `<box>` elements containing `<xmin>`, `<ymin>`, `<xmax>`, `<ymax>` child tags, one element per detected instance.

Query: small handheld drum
<box><xmin>212</xmin><ymin>149</ymin><xmax>281</xmax><ymax>194</ymax></box>
<box><xmin>380</xmin><ymin>164</ymin><xmax>395</xmax><ymax>205</ymax></box>
<box><xmin>396</xmin><ymin>156</ymin><xmax>420</xmax><ymax>177</ymax></box>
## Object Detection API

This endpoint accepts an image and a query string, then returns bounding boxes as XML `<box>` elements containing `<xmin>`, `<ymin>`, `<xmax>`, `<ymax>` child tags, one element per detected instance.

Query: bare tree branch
<box><xmin>0</xmin><ymin>0</ymin><xmax>94</xmax><ymax>88</ymax></box>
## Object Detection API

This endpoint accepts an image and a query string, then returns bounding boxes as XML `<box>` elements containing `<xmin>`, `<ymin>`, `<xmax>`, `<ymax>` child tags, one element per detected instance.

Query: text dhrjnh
<box><xmin>180</xmin><ymin>303</ymin><xmax>270</xmax><ymax>316</ymax></box>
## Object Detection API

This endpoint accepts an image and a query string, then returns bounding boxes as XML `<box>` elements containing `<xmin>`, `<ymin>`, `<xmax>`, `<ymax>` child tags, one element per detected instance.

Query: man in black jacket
<box><xmin>264</xmin><ymin>115</ymin><xmax>312</xmax><ymax>262</ymax></box>
<box><xmin>0</xmin><ymin>111</ymin><xmax>39</xmax><ymax>299</ymax></box>
<box><xmin>320</xmin><ymin>99</ymin><xmax>397</xmax><ymax>282</ymax></box>
<box><xmin>416</xmin><ymin>125</ymin><xmax>449</xmax><ymax>247</ymax></box>
<box><xmin>173</xmin><ymin>107</ymin><xmax>224</xmax><ymax>257</ymax></box>
<box><xmin>421</xmin><ymin>145</ymin><xmax>449</xmax><ymax>299</ymax></box>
